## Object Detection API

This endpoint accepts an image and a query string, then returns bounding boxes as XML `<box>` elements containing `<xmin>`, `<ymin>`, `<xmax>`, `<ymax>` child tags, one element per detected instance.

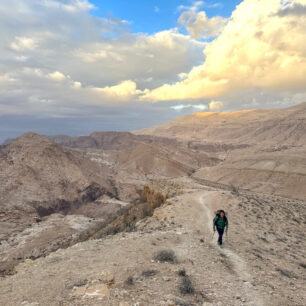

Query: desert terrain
<box><xmin>0</xmin><ymin>103</ymin><xmax>305</xmax><ymax>305</ymax></box>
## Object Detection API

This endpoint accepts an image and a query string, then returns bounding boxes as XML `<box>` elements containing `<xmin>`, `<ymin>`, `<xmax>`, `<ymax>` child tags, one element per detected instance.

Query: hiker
<box><xmin>213</xmin><ymin>210</ymin><xmax>228</xmax><ymax>246</ymax></box>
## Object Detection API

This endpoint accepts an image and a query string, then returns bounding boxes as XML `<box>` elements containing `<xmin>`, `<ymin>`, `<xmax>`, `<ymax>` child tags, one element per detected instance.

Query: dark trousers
<box><xmin>217</xmin><ymin>227</ymin><xmax>224</xmax><ymax>245</ymax></box>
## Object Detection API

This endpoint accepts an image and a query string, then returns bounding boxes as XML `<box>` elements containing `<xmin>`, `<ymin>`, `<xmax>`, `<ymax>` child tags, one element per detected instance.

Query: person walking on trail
<box><xmin>213</xmin><ymin>210</ymin><xmax>228</xmax><ymax>247</ymax></box>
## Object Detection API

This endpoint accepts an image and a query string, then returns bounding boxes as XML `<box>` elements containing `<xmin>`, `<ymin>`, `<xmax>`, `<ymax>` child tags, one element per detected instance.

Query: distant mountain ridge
<box><xmin>134</xmin><ymin>102</ymin><xmax>306</xmax><ymax>147</ymax></box>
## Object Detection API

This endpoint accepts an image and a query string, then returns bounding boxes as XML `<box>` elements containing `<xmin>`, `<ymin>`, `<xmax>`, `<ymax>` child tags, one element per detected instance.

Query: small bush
<box><xmin>142</xmin><ymin>269</ymin><xmax>158</xmax><ymax>277</ymax></box>
<box><xmin>230</xmin><ymin>184</ymin><xmax>239</xmax><ymax>195</ymax></box>
<box><xmin>179</xmin><ymin>276</ymin><xmax>195</xmax><ymax>294</ymax></box>
<box><xmin>154</xmin><ymin>250</ymin><xmax>177</xmax><ymax>263</ymax></box>
<box><xmin>178</xmin><ymin>269</ymin><xmax>186</xmax><ymax>277</ymax></box>
<box><xmin>299</xmin><ymin>262</ymin><xmax>306</xmax><ymax>269</ymax></box>
<box><xmin>125</xmin><ymin>276</ymin><xmax>134</xmax><ymax>285</ymax></box>
<box><xmin>73</xmin><ymin>279</ymin><xmax>88</xmax><ymax>287</ymax></box>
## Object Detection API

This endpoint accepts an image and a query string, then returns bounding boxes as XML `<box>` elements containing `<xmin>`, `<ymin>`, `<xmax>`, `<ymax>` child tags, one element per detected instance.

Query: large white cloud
<box><xmin>143</xmin><ymin>0</ymin><xmax>306</xmax><ymax>102</ymax></box>
<box><xmin>0</xmin><ymin>0</ymin><xmax>204</xmax><ymax>116</ymax></box>
<box><xmin>1</xmin><ymin>0</ymin><xmax>305</xmax><ymax>132</ymax></box>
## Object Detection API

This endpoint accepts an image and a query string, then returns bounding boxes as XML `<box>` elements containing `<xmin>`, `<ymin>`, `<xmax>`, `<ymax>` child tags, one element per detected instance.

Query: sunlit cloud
<box><xmin>10</xmin><ymin>37</ymin><xmax>38</xmax><ymax>51</ymax></box>
<box><xmin>143</xmin><ymin>0</ymin><xmax>306</xmax><ymax>102</ymax></box>
<box><xmin>178</xmin><ymin>11</ymin><xmax>227</xmax><ymax>38</ymax></box>
<box><xmin>209</xmin><ymin>100</ymin><xmax>223</xmax><ymax>111</ymax></box>
<box><xmin>0</xmin><ymin>0</ymin><xmax>204</xmax><ymax>116</ymax></box>
<box><xmin>93</xmin><ymin>80</ymin><xmax>142</xmax><ymax>101</ymax></box>
<box><xmin>48</xmin><ymin>71</ymin><xmax>68</xmax><ymax>82</ymax></box>
<box><xmin>170</xmin><ymin>104</ymin><xmax>207</xmax><ymax>110</ymax></box>
<box><xmin>0</xmin><ymin>0</ymin><xmax>305</xmax><ymax>136</ymax></box>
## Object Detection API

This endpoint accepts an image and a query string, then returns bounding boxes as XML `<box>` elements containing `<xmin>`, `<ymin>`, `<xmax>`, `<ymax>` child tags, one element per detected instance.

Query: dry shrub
<box><xmin>179</xmin><ymin>276</ymin><xmax>195</xmax><ymax>294</ymax></box>
<box><xmin>142</xmin><ymin>270</ymin><xmax>158</xmax><ymax>277</ymax></box>
<box><xmin>142</xmin><ymin>184</ymin><xmax>167</xmax><ymax>209</ymax></box>
<box><xmin>154</xmin><ymin>250</ymin><xmax>177</xmax><ymax>263</ymax></box>
<box><xmin>125</xmin><ymin>276</ymin><xmax>134</xmax><ymax>285</ymax></box>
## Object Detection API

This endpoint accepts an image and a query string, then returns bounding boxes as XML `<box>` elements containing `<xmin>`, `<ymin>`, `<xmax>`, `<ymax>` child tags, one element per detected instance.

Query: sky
<box><xmin>0</xmin><ymin>0</ymin><xmax>306</xmax><ymax>141</ymax></box>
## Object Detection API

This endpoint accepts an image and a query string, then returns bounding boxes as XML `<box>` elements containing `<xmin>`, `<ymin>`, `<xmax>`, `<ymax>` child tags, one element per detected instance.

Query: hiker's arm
<box><xmin>225</xmin><ymin>218</ymin><xmax>229</xmax><ymax>231</ymax></box>
<box><xmin>213</xmin><ymin>217</ymin><xmax>216</xmax><ymax>231</ymax></box>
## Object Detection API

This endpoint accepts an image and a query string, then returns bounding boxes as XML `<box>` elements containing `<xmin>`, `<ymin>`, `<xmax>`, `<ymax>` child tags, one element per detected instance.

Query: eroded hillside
<box><xmin>135</xmin><ymin>103</ymin><xmax>306</xmax><ymax>200</ymax></box>
<box><xmin>0</xmin><ymin>178</ymin><xmax>305</xmax><ymax>306</ymax></box>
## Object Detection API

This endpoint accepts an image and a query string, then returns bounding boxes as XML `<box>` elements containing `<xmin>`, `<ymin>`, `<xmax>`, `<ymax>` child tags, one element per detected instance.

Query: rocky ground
<box><xmin>1</xmin><ymin>177</ymin><xmax>305</xmax><ymax>306</ymax></box>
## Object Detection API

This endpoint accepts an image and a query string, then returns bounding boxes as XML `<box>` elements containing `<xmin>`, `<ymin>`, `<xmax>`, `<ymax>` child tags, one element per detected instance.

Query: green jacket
<box><xmin>213</xmin><ymin>215</ymin><xmax>228</xmax><ymax>230</ymax></box>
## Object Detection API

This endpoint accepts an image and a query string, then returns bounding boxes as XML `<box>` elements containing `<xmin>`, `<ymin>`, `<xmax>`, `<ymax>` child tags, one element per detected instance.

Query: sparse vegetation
<box><xmin>179</xmin><ymin>276</ymin><xmax>195</xmax><ymax>295</ymax></box>
<box><xmin>73</xmin><ymin>279</ymin><xmax>88</xmax><ymax>287</ymax></box>
<box><xmin>178</xmin><ymin>269</ymin><xmax>186</xmax><ymax>277</ymax></box>
<box><xmin>142</xmin><ymin>184</ymin><xmax>167</xmax><ymax>209</ymax></box>
<box><xmin>299</xmin><ymin>262</ymin><xmax>306</xmax><ymax>269</ymax></box>
<box><xmin>125</xmin><ymin>276</ymin><xmax>134</xmax><ymax>285</ymax></box>
<box><xmin>142</xmin><ymin>269</ymin><xmax>158</xmax><ymax>277</ymax></box>
<box><xmin>154</xmin><ymin>250</ymin><xmax>177</xmax><ymax>263</ymax></box>
<box><xmin>75</xmin><ymin>184</ymin><xmax>168</xmax><ymax>241</ymax></box>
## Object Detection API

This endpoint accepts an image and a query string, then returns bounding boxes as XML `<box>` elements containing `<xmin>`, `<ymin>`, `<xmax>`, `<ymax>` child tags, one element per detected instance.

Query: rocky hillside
<box><xmin>135</xmin><ymin>102</ymin><xmax>306</xmax><ymax>148</ymax></box>
<box><xmin>193</xmin><ymin>146</ymin><xmax>306</xmax><ymax>201</ymax></box>
<box><xmin>0</xmin><ymin>132</ymin><xmax>115</xmax><ymax>218</ymax></box>
<box><xmin>114</xmin><ymin>142</ymin><xmax>220</xmax><ymax>179</ymax></box>
<box><xmin>135</xmin><ymin>103</ymin><xmax>306</xmax><ymax>200</ymax></box>
<box><xmin>0</xmin><ymin>177</ymin><xmax>304</xmax><ymax>306</ymax></box>
<box><xmin>0</xmin><ymin>131</ymin><xmax>219</xmax><ymax>276</ymax></box>
<box><xmin>48</xmin><ymin>131</ymin><xmax>180</xmax><ymax>150</ymax></box>
<box><xmin>0</xmin><ymin>132</ymin><xmax>120</xmax><ymax>274</ymax></box>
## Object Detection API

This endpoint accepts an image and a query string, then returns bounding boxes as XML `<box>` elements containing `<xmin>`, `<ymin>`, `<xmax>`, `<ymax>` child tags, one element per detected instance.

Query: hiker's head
<box><xmin>220</xmin><ymin>210</ymin><xmax>225</xmax><ymax>217</ymax></box>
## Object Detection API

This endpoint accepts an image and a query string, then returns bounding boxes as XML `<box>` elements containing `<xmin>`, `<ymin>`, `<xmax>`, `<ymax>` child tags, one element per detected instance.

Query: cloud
<box><xmin>0</xmin><ymin>0</ymin><xmax>204</xmax><ymax>117</ymax></box>
<box><xmin>39</xmin><ymin>0</ymin><xmax>95</xmax><ymax>13</ymax></box>
<box><xmin>93</xmin><ymin>80</ymin><xmax>141</xmax><ymax>101</ymax></box>
<box><xmin>10</xmin><ymin>37</ymin><xmax>38</xmax><ymax>51</ymax></box>
<box><xmin>177</xmin><ymin>1</ymin><xmax>204</xmax><ymax>12</ymax></box>
<box><xmin>0</xmin><ymin>0</ymin><xmax>305</xmax><ymax>136</ymax></box>
<box><xmin>178</xmin><ymin>11</ymin><xmax>227</xmax><ymax>38</ymax></box>
<box><xmin>177</xmin><ymin>1</ymin><xmax>222</xmax><ymax>12</ymax></box>
<box><xmin>277</xmin><ymin>2</ymin><xmax>306</xmax><ymax>16</ymax></box>
<box><xmin>209</xmin><ymin>100</ymin><xmax>223</xmax><ymax>111</ymax></box>
<box><xmin>154</xmin><ymin>6</ymin><xmax>160</xmax><ymax>13</ymax></box>
<box><xmin>0</xmin><ymin>74</ymin><xmax>15</xmax><ymax>83</ymax></box>
<box><xmin>170</xmin><ymin>104</ymin><xmax>207</xmax><ymax>110</ymax></box>
<box><xmin>48</xmin><ymin>71</ymin><xmax>67</xmax><ymax>82</ymax></box>
<box><xmin>207</xmin><ymin>3</ymin><xmax>223</xmax><ymax>9</ymax></box>
<box><xmin>143</xmin><ymin>0</ymin><xmax>306</xmax><ymax>102</ymax></box>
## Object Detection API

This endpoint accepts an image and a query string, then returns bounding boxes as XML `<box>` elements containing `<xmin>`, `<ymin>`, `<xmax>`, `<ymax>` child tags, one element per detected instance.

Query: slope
<box><xmin>114</xmin><ymin>142</ymin><xmax>220</xmax><ymax>179</ymax></box>
<box><xmin>0</xmin><ymin>132</ymin><xmax>118</xmax><ymax>274</ymax></box>
<box><xmin>135</xmin><ymin>102</ymin><xmax>306</xmax><ymax>148</ymax></box>
<box><xmin>0</xmin><ymin>178</ymin><xmax>304</xmax><ymax>305</ymax></box>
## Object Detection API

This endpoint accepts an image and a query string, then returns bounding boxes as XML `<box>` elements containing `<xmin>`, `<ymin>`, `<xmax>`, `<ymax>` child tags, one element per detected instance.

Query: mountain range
<box><xmin>0</xmin><ymin>102</ymin><xmax>305</xmax><ymax>305</ymax></box>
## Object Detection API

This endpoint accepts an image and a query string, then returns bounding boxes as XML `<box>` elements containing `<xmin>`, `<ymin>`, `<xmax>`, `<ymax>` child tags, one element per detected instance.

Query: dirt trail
<box><xmin>0</xmin><ymin>181</ymin><xmax>304</xmax><ymax>305</ymax></box>
<box><xmin>198</xmin><ymin>192</ymin><xmax>265</xmax><ymax>306</ymax></box>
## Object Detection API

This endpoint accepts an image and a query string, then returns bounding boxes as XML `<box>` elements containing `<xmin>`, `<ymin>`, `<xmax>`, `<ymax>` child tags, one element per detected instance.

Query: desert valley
<box><xmin>0</xmin><ymin>103</ymin><xmax>305</xmax><ymax>306</ymax></box>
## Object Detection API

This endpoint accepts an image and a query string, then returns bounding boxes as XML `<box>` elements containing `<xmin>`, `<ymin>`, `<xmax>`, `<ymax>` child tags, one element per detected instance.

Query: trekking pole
<box><xmin>212</xmin><ymin>231</ymin><xmax>215</xmax><ymax>240</ymax></box>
